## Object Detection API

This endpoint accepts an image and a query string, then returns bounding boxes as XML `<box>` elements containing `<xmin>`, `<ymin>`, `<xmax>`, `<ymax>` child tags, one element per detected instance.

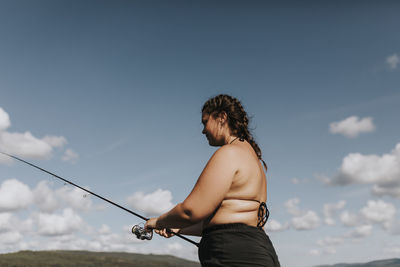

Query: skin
<box><xmin>145</xmin><ymin>111</ymin><xmax>267</xmax><ymax>238</ymax></box>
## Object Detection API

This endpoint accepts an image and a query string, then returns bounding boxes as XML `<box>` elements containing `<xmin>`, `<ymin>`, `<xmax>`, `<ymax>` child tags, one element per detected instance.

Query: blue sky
<box><xmin>1</xmin><ymin>1</ymin><xmax>400</xmax><ymax>266</ymax></box>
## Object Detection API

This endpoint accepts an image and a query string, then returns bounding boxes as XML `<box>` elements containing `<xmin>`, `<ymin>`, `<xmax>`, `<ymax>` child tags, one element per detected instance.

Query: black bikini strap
<box><xmin>257</xmin><ymin>202</ymin><xmax>269</xmax><ymax>228</ymax></box>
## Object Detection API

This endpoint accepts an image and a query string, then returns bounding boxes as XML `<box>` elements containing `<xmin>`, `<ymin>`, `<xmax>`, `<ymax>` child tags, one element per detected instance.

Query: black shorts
<box><xmin>198</xmin><ymin>223</ymin><xmax>280</xmax><ymax>267</ymax></box>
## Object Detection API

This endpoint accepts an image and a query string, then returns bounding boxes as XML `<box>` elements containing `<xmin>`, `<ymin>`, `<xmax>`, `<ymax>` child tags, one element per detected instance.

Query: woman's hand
<box><xmin>145</xmin><ymin>218</ymin><xmax>178</xmax><ymax>238</ymax></box>
<box><xmin>144</xmin><ymin>217</ymin><xmax>158</xmax><ymax>231</ymax></box>
<box><xmin>155</xmin><ymin>228</ymin><xmax>179</xmax><ymax>238</ymax></box>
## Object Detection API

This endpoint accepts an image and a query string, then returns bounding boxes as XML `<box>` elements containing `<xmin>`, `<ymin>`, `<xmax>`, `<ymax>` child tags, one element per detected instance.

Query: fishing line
<box><xmin>0</xmin><ymin>151</ymin><xmax>199</xmax><ymax>247</ymax></box>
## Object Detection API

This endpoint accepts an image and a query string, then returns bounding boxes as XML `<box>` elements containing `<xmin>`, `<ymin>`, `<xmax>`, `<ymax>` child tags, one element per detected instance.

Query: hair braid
<box><xmin>202</xmin><ymin>94</ymin><xmax>268</xmax><ymax>171</ymax></box>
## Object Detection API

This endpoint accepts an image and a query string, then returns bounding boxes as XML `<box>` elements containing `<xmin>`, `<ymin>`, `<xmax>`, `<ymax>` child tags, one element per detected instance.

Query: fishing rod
<box><xmin>0</xmin><ymin>151</ymin><xmax>199</xmax><ymax>247</ymax></box>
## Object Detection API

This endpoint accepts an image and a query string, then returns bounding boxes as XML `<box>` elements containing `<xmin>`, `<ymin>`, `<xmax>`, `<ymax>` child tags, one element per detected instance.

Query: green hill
<box><xmin>316</xmin><ymin>258</ymin><xmax>400</xmax><ymax>267</ymax></box>
<box><xmin>0</xmin><ymin>250</ymin><xmax>201</xmax><ymax>267</ymax></box>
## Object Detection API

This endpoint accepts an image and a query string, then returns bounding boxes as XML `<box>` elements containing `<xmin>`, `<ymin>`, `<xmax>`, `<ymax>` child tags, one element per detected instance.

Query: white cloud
<box><xmin>158</xmin><ymin>241</ymin><xmax>198</xmax><ymax>261</ymax></box>
<box><xmin>43</xmin><ymin>136</ymin><xmax>67</xmax><ymax>148</ymax></box>
<box><xmin>0</xmin><ymin>131</ymin><xmax>53</xmax><ymax>159</ymax></box>
<box><xmin>0</xmin><ymin>213</ymin><xmax>34</xmax><ymax>235</ymax></box>
<box><xmin>383</xmin><ymin>219</ymin><xmax>400</xmax><ymax>235</ymax></box>
<box><xmin>323</xmin><ymin>200</ymin><xmax>346</xmax><ymax>225</ymax></box>
<box><xmin>323</xmin><ymin>247</ymin><xmax>337</xmax><ymax>255</ymax></box>
<box><xmin>329</xmin><ymin>116</ymin><xmax>375</xmax><ymax>138</ymax></box>
<box><xmin>290</xmin><ymin>177</ymin><xmax>310</xmax><ymax>184</ymax></box>
<box><xmin>338</xmin><ymin>199</ymin><xmax>397</xmax><ymax>238</ymax></box>
<box><xmin>265</xmin><ymin>219</ymin><xmax>289</xmax><ymax>232</ymax></box>
<box><xmin>0</xmin><ymin>108</ymin><xmax>11</xmax><ymax>131</ymax></box>
<box><xmin>309</xmin><ymin>249</ymin><xmax>320</xmax><ymax>256</ymax></box>
<box><xmin>372</xmin><ymin>183</ymin><xmax>400</xmax><ymax>199</ymax></box>
<box><xmin>0</xmin><ymin>178</ymin><xmax>94</xmax><ymax>214</ymax></box>
<box><xmin>62</xmin><ymin>149</ymin><xmax>79</xmax><ymax>163</ymax></box>
<box><xmin>309</xmin><ymin>246</ymin><xmax>337</xmax><ymax>256</ymax></box>
<box><xmin>346</xmin><ymin>224</ymin><xmax>372</xmax><ymax>239</ymax></box>
<box><xmin>160</xmin><ymin>242</ymin><xmax>198</xmax><ymax>261</ymax></box>
<box><xmin>291</xmin><ymin>178</ymin><xmax>300</xmax><ymax>184</ymax></box>
<box><xmin>386</xmin><ymin>53</ymin><xmax>399</xmax><ymax>69</ymax></box>
<box><xmin>317</xmin><ymin>236</ymin><xmax>344</xmax><ymax>247</ymax></box>
<box><xmin>340</xmin><ymin>210</ymin><xmax>362</xmax><ymax>227</ymax></box>
<box><xmin>23</xmin><ymin>235</ymin><xmax>101</xmax><ymax>252</ymax></box>
<box><xmin>384</xmin><ymin>246</ymin><xmax>400</xmax><ymax>256</ymax></box>
<box><xmin>0</xmin><ymin>179</ymin><xmax>33</xmax><ymax>212</ymax></box>
<box><xmin>153</xmin><ymin>240</ymin><xmax>199</xmax><ymax>262</ymax></box>
<box><xmin>0</xmin><ymin>214</ymin><xmax>34</xmax><ymax>250</ymax></box>
<box><xmin>292</xmin><ymin>211</ymin><xmax>320</xmax><ymax>230</ymax></box>
<box><xmin>337</xmin><ymin>151</ymin><xmax>399</xmax><ymax>184</ymax></box>
<box><xmin>32</xmin><ymin>180</ymin><xmax>93</xmax><ymax>213</ymax></box>
<box><xmin>0</xmin><ymin>213</ymin><xmax>13</xmax><ymax>232</ymax></box>
<box><xmin>98</xmin><ymin>224</ymin><xmax>111</xmax><ymax>235</ymax></box>
<box><xmin>0</xmin><ymin>230</ymin><xmax>23</xmax><ymax>244</ymax></box>
<box><xmin>33</xmin><ymin>181</ymin><xmax>60</xmax><ymax>213</ymax></box>
<box><xmin>18</xmin><ymin>218</ymin><xmax>35</xmax><ymax>233</ymax></box>
<box><xmin>314</xmin><ymin>209</ymin><xmax>383</xmax><ymax>254</ymax></box>
<box><xmin>36</xmin><ymin>208</ymin><xmax>84</xmax><ymax>236</ymax></box>
<box><xmin>166</xmin><ymin>242</ymin><xmax>184</xmax><ymax>252</ymax></box>
<box><xmin>0</xmin><ymin>107</ymin><xmax>67</xmax><ymax>163</ymax></box>
<box><xmin>56</xmin><ymin>185</ymin><xmax>93</xmax><ymax>212</ymax></box>
<box><xmin>0</xmin><ymin>153</ymin><xmax>12</xmax><ymax>164</ymax></box>
<box><xmin>285</xmin><ymin>198</ymin><xmax>301</xmax><ymax>216</ymax></box>
<box><xmin>284</xmin><ymin>198</ymin><xmax>320</xmax><ymax>230</ymax></box>
<box><xmin>95</xmin><ymin>231</ymin><xmax>129</xmax><ymax>249</ymax></box>
<box><xmin>328</xmin><ymin>143</ymin><xmax>400</xmax><ymax>198</ymax></box>
<box><xmin>315</xmin><ymin>235</ymin><xmax>345</xmax><ymax>256</ymax></box>
<box><xmin>360</xmin><ymin>200</ymin><xmax>396</xmax><ymax>224</ymax></box>
<box><xmin>127</xmin><ymin>189</ymin><xmax>175</xmax><ymax>217</ymax></box>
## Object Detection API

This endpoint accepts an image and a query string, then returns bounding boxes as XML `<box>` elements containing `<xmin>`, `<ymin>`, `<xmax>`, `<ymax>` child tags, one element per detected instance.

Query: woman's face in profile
<box><xmin>202</xmin><ymin>112</ymin><xmax>221</xmax><ymax>146</ymax></box>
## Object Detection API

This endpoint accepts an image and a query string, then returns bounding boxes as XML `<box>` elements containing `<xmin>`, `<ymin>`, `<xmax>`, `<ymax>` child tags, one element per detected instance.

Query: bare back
<box><xmin>204</xmin><ymin>140</ymin><xmax>267</xmax><ymax>228</ymax></box>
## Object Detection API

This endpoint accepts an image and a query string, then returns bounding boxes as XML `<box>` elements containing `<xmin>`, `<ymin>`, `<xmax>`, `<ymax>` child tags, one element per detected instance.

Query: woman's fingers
<box><xmin>162</xmin><ymin>229</ymin><xmax>171</xmax><ymax>237</ymax></box>
<box><xmin>166</xmin><ymin>229</ymin><xmax>177</xmax><ymax>237</ymax></box>
<box><xmin>154</xmin><ymin>229</ymin><xmax>164</xmax><ymax>237</ymax></box>
<box><xmin>154</xmin><ymin>228</ymin><xmax>177</xmax><ymax>238</ymax></box>
<box><xmin>169</xmin><ymin>228</ymin><xmax>179</xmax><ymax>236</ymax></box>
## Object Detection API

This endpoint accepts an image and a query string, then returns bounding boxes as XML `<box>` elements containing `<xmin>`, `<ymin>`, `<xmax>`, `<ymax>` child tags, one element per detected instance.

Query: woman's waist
<box><xmin>204</xmin><ymin>206</ymin><xmax>259</xmax><ymax>227</ymax></box>
<box><xmin>202</xmin><ymin>222</ymin><xmax>263</xmax><ymax>235</ymax></box>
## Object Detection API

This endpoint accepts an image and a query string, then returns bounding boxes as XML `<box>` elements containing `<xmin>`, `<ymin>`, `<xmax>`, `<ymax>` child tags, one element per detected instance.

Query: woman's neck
<box><xmin>225</xmin><ymin>135</ymin><xmax>239</xmax><ymax>145</ymax></box>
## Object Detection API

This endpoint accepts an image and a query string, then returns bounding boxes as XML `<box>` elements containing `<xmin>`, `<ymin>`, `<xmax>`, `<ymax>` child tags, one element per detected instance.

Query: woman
<box><xmin>145</xmin><ymin>94</ymin><xmax>280</xmax><ymax>267</ymax></box>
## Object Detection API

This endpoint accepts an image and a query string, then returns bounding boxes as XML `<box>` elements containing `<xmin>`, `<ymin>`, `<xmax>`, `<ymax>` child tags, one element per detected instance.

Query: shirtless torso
<box><xmin>147</xmin><ymin>96</ymin><xmax>274</xmax><ymax>247</ymax></box>
<box><xmin>203</xmin><ymin>139</ymin><xmax>267</xmax><ymax>229</ymax></box>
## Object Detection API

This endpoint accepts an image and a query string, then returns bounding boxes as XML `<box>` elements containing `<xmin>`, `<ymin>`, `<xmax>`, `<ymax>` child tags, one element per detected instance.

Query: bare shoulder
<box><xmin>205</xmin><ymin>144</ymin><xmax>245</xmax><ymax>174</ymax></box>
<box><xmin>212</xmin><ymin>143</ymin><xmax>243</xmax><ymax>161</ymax></box>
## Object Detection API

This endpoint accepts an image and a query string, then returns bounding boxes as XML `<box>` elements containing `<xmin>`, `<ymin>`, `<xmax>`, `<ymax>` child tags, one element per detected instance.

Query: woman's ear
<box><xmin>217</xmin><ymin>111</ymin><xmax>228</xmax><ymax>124</ymax></box>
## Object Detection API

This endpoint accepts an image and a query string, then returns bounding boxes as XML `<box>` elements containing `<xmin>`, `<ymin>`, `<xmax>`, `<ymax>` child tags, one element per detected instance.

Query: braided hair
<box><xmin>202</xmin><ymin>94</ymin><xmax>267</xmax><ymax>171</ymax></box>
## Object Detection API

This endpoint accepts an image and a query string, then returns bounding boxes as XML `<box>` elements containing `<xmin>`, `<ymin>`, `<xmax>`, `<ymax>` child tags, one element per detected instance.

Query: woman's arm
<box><xmin>155</xmin><ymin>202</ymin><xmax>194</xmax><ymax>229</ymax></box>
<box><xmin>155</xmin><ymin>221</ymin><xmax>204</xmax><ymax>238</ymax></box>
<box><xmin>146</xmin><ymin>145</ymin><xmax>239</xmax><ymax>230</ymax></box>
<box><xmin>178</xmin><ymin>220</ymin><xmax>204</xmax><ymax>236</ymax></box>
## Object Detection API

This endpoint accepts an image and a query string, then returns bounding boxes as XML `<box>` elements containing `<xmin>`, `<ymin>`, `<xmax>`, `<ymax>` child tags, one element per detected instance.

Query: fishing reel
<box><xmin>132</xmin><ymin>223</ymin><xmax>153</xmax><ymax>240</ymax></box>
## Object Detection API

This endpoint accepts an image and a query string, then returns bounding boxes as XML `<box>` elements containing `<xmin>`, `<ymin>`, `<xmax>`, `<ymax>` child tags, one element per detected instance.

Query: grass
<box><xmin>0</xmin><ymin>250</ymin><xmax>201</xmax><ymax>267</ymax></box>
